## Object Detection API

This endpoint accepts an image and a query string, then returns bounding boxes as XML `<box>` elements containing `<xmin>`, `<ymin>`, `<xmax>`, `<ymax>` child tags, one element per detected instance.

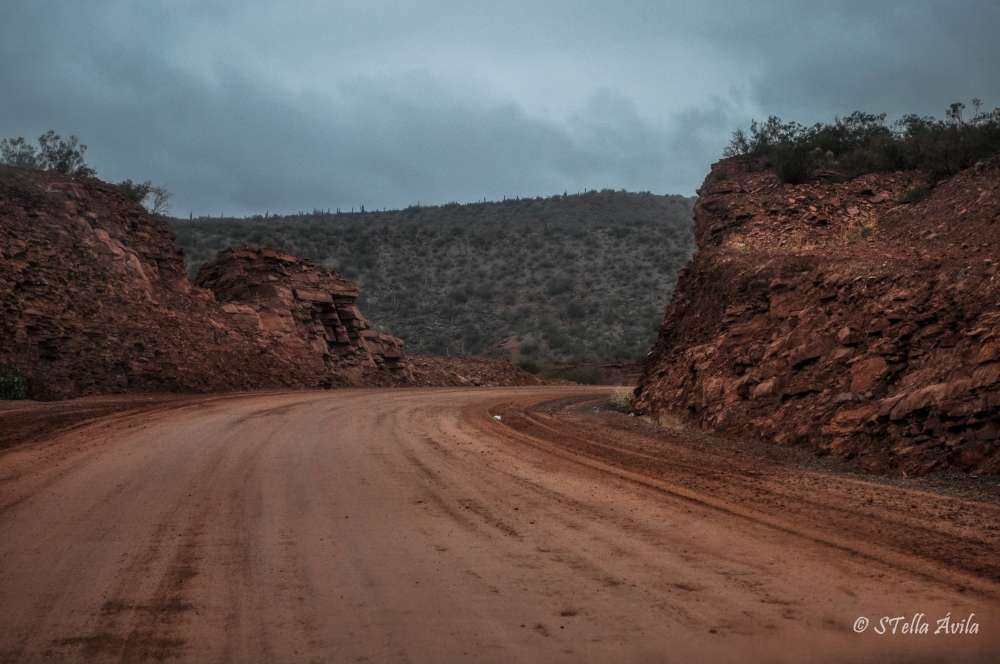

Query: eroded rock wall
<box><xmin>0</xmin><ymin>167</ymin><xmax>417</xmax><ymax>398</ymax></box>
<box><xmin>195</xmin><ymin>247</ymin><xmax>412</xmax><ymax>386</ymax></box>
<box><xmin>635</xmin><ymin>158</ymin><xmax>1000</xmax><ymax>476</ymax></box>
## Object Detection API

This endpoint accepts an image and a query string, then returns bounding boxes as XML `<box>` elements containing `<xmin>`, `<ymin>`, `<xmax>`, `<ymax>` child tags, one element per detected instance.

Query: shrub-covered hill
<box><xmin>169</xmin><ymin>190</ymin><xmax>695</xmax><ymax>363</ymax></box>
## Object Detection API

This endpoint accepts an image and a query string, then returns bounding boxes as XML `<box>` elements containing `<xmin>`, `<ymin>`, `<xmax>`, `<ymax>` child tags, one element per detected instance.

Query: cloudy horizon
<box><xmin>1</xmin><ymin>1</ymin><xmax>997</xmax><ymax>217</ymax></box>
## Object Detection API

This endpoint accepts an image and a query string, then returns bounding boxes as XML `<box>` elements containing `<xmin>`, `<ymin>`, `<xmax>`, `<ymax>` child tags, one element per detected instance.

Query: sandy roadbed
<box><xmin>0</xmin><ymin>387</ymin><xmax>997</xmax><ymax>662</ymax></box>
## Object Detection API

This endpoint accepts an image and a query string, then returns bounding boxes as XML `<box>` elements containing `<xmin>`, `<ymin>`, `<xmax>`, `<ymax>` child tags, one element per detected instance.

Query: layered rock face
<box><xmin>635</xmin><ymin>158</ymin><xmax>1000</xmax><ymax>476</ymax></box>
<box><xmin>0</xmin><ymin>166</ymin><xmax>401</xmax><ymax>398</ymax></box>
<box><xmin>195</xmin><ymin>247</ymin><xmax>412</xmax><ymax>385</ymax></box>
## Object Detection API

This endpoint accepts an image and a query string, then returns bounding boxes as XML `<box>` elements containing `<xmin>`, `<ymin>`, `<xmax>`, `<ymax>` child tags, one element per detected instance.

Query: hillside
<box><xmin>169</xmin><ymin>191</ymin><xmax>696</xmax><ymax>364</ymax></box>
<box><xmin>635</xmin><ymin>156</ymin><xmax>1000</xmax><ymax>476</ymax></box>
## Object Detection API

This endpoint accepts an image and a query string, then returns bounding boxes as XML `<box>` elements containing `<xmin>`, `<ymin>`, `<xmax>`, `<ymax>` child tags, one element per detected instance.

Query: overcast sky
<box><xmin>2</xmin><ymin>1</ymin><xmax>997</xmax><ymax>216</ymax></box>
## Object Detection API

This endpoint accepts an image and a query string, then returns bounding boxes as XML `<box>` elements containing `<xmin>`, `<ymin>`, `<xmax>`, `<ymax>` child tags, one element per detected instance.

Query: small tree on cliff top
<box><xmin>117</xmin><ymin>179</ymin><xmax>173</xmax><ymax>216</ymax></box>
<box><xmin>0</xmin><ymin>131</ymin><xmax>173</xmax><ymax>216</ymax></box>
<box><xmin>0</xmin><ymin>130</ymin><xmax>97</xmax><ymax>177</ymax></box>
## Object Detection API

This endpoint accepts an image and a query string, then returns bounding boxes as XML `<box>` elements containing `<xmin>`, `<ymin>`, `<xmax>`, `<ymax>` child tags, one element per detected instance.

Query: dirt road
<box><xmin>1</xmin><ymin>387</ymin><xmax>998</xmax><ymax>663</ymax></box>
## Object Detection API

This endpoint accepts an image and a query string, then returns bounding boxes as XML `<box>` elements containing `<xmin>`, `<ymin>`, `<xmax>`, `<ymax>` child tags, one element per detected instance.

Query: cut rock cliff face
<box><xmin>0</xmin><ymin>166</ymin><xmax>406</xmax><ymax>397</ymax></box>
<box><xmin>195</xmin><ymin>246</ymin><xmax>411</xmax><ymax>386</ymax></box>
<box><xmin>635</xmin><ymin>157</ymin><xmax>1000</xmax><ymax>476</ymax></box>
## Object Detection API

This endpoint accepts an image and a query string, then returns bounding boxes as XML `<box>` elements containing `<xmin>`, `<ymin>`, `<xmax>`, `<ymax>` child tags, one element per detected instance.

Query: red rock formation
<box><xmin>195</xmin><ymin>247</ymin><xmax>412</xmax><ymax>385</ymax></box>
<box><xmin>0</xmin><ymin>166</ymin><xmax>414</xmax><ymax>396</ymax></box>
<box><xmin>635</xmin><ymin>157</ymin><xmax>1000</xmax><ymax>476</ymax></box>
<box><xmin>0</xmin><ymin>166</ymin><xmax>333</xmax><ymax>398</ymax></box>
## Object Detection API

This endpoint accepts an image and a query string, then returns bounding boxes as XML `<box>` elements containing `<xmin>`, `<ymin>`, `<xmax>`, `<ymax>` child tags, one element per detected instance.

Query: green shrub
<box><xmin>773</xmin><ymin>143</ymin><xmax>819</xmax><ymax>185</ymax></box>
<box><xmin>0</xmin><ymin>131</ymin><xmax>97</xmax><ymax>177</ymax></box>
<box><xmin>446</xmin><ymin>289</ymin><xmax>468</xmax><ymax>303</ymax></box>
<box><xmin>563</xmin><ymin>301</ymin><xmax>586</xmax><ymax>320</ymax></box>
<box><xmin>515</xmin><ymin>358</ymin><xmax>541</xmax><ymax>374</ymax></box>
<box><xmin>117</xmin><ymin>179</ymin><xmax>173</xmax><ymax>216</ymax></box>
<box><xmin>544</xmin><ymin>366</ymin><xmax>604</xmax><ymax>385</ymax></box>
<box><xmin>546</xmin><ymin>277</ymin><xmax>573</xmax><ymax>296</ymax></box>
<box><xmin>0</xmin><ymin>365</ymin><xmax>27</xmax><ymax>400</ymax></box>
<box><xmin>564</xmin><ymin>368</ymin><xmax>603</xmax><ymax>385</ymax></box>
<box><xmin>607</xmin><ymin>386</ymin><xmax>634</xmax><ymax>411</ymax></box>
<box><xmin>724</xmin><ymin>102</ymin><xmax>1000</xmax><ymax>183</ymax></box>
<box><xmin>907</xmin><ymin>185</ymin><xmax>930</xmax><ymax>204</ymax></box>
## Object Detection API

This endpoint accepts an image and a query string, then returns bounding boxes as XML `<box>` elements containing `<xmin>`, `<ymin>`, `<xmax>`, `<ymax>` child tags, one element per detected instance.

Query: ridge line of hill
<box><xmin>168</xmin><ymin>190</ymin><xmax>697</xmax><ymax>364</ymax></box>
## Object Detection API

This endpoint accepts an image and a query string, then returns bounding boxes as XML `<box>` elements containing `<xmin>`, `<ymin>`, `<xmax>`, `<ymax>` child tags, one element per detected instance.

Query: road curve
<box><xmin>0</xmin><ymin>386</ymin><xmax>997</xmax><ymax>663</ymax></box>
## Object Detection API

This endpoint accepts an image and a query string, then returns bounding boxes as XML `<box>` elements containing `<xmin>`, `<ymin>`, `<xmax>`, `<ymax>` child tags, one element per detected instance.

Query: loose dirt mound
<box><xmin>635</xmin><ymin>157</ymin><xmax>1000</xmax><ymax>476</ymax></box>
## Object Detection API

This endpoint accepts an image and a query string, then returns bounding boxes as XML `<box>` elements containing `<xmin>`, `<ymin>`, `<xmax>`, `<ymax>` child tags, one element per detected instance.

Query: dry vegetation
<box><xmin>170</xmin><ymin>190</ymin><xmax>695</xmax><ymax>364</ymax></box>
<box><xmin>725</xmin><ymin>101</ymin><xmax>1000</xmax><ymax>185</ymax></box>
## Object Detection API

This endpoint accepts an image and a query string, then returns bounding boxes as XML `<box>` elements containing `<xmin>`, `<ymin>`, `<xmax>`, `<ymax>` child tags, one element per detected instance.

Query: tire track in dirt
<box><xmin>1</xmin><ymin>386</ymin><xmax>998</xmax><ymax>663</ymax></box>
<box><xmin>484</xmin><ymin>393</ymin><xmax>1000</xmax><ymax>596</ymax></box>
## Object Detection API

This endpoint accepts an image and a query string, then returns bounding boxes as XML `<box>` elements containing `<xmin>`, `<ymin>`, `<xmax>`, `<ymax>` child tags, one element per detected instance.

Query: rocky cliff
<box><xmin>195</xmin><ymin>247</ymin><xmax>411</xmax><ymax>386</ymax></box>
<box><xmin>0</xmin><ymin>166</ymin><xmax>408</xmax><ymax>398</ymax></box>
<box><xmin>635</xmin><ymin>157</ymin><xmax>1000</xmax><ymax>476</ymax></box>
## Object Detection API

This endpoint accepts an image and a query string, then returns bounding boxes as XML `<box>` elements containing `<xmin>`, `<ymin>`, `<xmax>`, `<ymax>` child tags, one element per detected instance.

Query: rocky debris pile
<box><xmin>635</xmin><ymin>157</ymin><xmax>1000</xmax><ymax>476</ymax></box>
<box><xmin>195</xmin><ymin>247</ymin><xmax>412</xmax><ymax>386</ymax></box>
<box><xmin>408</xmin><ymin>354</ymin><xmax>548</xmax><ymax>387</ymax></box>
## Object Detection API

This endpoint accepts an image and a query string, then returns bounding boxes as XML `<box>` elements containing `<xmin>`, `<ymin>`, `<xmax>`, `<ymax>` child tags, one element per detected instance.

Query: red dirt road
<box><xmin>1</xmin><ymin>387</ymin><xmax>998</xmax><ymax>663</ymax></box>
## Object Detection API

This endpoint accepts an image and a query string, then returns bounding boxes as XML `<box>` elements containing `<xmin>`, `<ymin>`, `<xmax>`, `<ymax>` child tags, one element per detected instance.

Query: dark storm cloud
<box><xmin>0</xmin><ymin>2</ymin><xmax>996</xmax><ymax>215</ymax></box>
<box><xmin>690</xmin><ymin>1</ymin><xmax>1000</xmax><ymax>121</ymax></box>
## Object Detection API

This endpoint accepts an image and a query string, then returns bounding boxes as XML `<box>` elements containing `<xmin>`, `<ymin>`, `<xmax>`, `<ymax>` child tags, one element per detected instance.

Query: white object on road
<box><xmin>493</xmin><ymin>415</ymin><xmax>501</xmax><ymax>421</ymax></box>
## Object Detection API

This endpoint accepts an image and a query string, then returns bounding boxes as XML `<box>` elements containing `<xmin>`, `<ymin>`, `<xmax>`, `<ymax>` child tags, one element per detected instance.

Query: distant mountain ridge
<box><xmin>169</xmin><ymin>190</ymin><xmax>696</xmax><ymax>363</ymax></box>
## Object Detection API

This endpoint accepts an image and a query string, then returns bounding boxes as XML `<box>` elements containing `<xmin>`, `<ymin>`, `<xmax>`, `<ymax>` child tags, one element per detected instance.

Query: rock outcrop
<box><xmin>635</xmin><ymin>158</ymin><xmax>1000</xmax><ymax>476</ymax></box>
<box><xmin>195</xmin><ymin>247</ymin><xmax>411</xmax><ymax>386</ymax></box>
<box><xmin>0</xmin><ymin>166</ymin><xmax>404</xmax><ymax>398</ymax></box>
